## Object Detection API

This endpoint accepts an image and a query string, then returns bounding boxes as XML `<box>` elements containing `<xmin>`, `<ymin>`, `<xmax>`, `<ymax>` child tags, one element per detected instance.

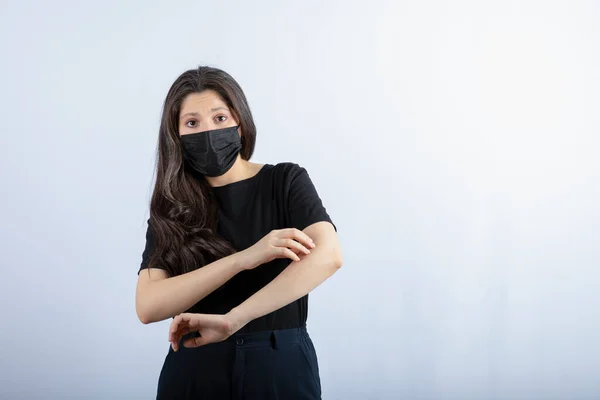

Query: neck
<box><xmin>205</xmin><ymin>156</ymin><xmax>252</xmax><ymax>187</ymax></box>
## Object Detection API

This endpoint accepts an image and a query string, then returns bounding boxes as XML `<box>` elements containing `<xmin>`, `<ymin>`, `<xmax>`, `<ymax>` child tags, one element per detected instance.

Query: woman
<box><xmin>135</xmin><ymin>66</ymin><xmax>343</xmax><ymax>399</ymax></box>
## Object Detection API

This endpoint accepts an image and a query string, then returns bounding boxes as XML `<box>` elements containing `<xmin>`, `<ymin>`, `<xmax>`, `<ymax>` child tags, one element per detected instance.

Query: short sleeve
<box><xmin>286</xmin><ymin>164</ymin><xmax>337</xmax><ymax>232</ymax></box>
<box><xmin>138</xmin><ymin>219</ymin><xmax>164</xmax><ymax>274</ymax></box>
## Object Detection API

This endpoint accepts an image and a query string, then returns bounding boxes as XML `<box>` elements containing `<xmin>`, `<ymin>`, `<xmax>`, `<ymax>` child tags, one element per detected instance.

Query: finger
<box><xmin>282</xmin><ymin>228</ymin><xmax>315</xmax><ymax>249</ymax></box>
<box><xmin>172</xmin><ymin>313</ymin><xmax>197</xmax><ymax>332</ymax></box>
<box><xmin>168</xmin><ymin>318</ymin><xmax>181</xmax><ymax>341</ymax></box>
<box><xmin>171</xmin><ymin>326</ymin><xmax>192</xmax><ymax>344</ymax></box>
<box><xmin>170</xmin><ymin>314</ymin><xmax>184</xmax><ymax>333</ymax></box>
<box><xmin>170</xmin><ymin>313</ymin><xmax>210</xmax><ymax>344</ymax></box>
<box><xmin>171</xmin><ymin>325</ymin><xmax>193</xmax><ymax>352</ymax></box>
<box><xmin>169</xmin><ymin>325</ymin><xmax>188</xmax><ymax>346</ymax></box>
<box><xmin>178</xmin><ymin>313</ymin><xmax>195</xmax><ymax>325</ymax></box>
<box><xmin>183</xmin><ymin>335</ymin><xmax>210</xmax><ymax>349</ymax></box>
<box><xmin>279</xmin><ymin>247</ymin><xmax>300</xmax><ymax>262</ymax></box>
<box><xmin>169</xmin><ymin>317</ymin><xmax>189</xmax><ymax>341</ymax></box>
<box><xmin>276</xmin><ymin>238</ymin><xmax>310</xmax><ymax>254</ymax></box>
<box><xmin>276</xmin><ymin>238</ymin><xmax>311</xmax><ymax>255</ymax></box>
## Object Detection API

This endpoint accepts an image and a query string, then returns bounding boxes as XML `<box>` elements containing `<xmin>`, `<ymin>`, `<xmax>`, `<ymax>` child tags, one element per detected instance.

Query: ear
<box><xmin>233</xmin><ymin>113</ymin><xmax>242</xmax><ymax>137</ymax></box>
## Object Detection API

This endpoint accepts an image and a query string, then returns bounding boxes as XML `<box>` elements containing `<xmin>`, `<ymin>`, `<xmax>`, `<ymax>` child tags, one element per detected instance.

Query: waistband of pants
<box><xmin>181</xmin><ymin>326</ymin><xmax>308</xmax><ymax>349</ymax></box>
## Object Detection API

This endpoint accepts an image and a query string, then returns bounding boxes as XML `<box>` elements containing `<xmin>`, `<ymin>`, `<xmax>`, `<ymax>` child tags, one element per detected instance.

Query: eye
<box><xmin>215</xmin><ymin>115</ymin><xmax>227</xmax><ymax>123</ymax></box>
<box><xmin>185</xmin><ymin>119</ymin><xmax>198</xmax><ymax>128</ymax></box>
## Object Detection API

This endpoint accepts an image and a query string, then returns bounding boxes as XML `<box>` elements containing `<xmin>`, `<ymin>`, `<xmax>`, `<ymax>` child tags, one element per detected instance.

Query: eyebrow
<box><xmin>179</xmin><ymin>107</ymin><xmax>229</xmax><ymax>120</ymax></box>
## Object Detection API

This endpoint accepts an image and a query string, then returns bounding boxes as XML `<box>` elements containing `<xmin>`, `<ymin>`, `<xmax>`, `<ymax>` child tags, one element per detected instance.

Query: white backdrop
<box><xmin>1</xmin><ymin>0</ymin><xmax>599</xmax><ymax>399</ymax></box>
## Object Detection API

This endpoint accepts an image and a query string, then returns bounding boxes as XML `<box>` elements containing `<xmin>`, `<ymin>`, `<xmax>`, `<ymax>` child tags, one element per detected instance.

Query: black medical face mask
<box><xmin>180</xmin><ymin>125</ymin><xmax>242</xmax><ymax>177</ymax></box>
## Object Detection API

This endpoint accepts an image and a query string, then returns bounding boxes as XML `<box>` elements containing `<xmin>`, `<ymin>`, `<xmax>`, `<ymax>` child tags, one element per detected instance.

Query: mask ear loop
<box><xmin>238</xmin><ymin>125</ymin><xmax>245</xmax><ymax>147</ymax></box>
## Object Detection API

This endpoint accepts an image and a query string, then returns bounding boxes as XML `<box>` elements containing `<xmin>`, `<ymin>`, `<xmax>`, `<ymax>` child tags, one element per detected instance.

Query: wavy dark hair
<box><xmin>146</xmin><ymin>66</ymin><xmax>257</xmax><ymax>277</ymax></box>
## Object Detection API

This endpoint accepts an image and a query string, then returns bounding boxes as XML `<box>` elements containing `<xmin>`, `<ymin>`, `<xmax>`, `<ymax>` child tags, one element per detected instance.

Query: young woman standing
<box><xmin>136</xmin><ymin>66</ymin><xmax>342</xmax><ymax>399</ymax></box>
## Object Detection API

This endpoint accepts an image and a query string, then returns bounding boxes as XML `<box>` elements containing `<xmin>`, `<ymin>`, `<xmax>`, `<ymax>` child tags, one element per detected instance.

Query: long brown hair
<box><xmin>146</xmin><ymin>66</ymin><xmax>257</xmax><ymax>277</ymax></box>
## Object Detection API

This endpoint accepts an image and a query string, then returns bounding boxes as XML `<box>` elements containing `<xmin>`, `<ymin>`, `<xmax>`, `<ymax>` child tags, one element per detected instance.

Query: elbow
<box><xmin>320</xmin><ymin>241</ymin><xmax>343</xmax><ymax>271</ymax></box>
<box><xmin>137</xmin><ymin>310</ymin><xmax>153</xmax><ymax>325</ymax></box>
<box><xmin>136</xmin><ymin>295</ymin><xmax>156</xmax><ymax>325</ymax></box>
<box><xmin>136</xmin><ymin>306</ymin><xmax>153</xmax><ymax>325</ymax></box>
<box><xmin>333</xmin><ymin>255</ymin><xmax>343</xmax><ymax>270</ymax></box>
<box><xmin>331</xmin><ymin>247</ymin><xmax>344</xmax><ymax>270</ymax></box>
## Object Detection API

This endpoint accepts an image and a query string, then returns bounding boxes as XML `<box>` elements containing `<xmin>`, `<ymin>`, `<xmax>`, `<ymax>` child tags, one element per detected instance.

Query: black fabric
<box><xmin>138</xmin><ymin>162</ymin><xmax>335</xmax><ymax>333</ymax></box>
<box><xmin>180</xmin><ymin>126</ymin><xmax>242</xmax><ymax>177</ymax></box>
<box><xmin>156</xmin><ymin>327</ymin><xmax>322</xmax><ymax>399</ymax></box>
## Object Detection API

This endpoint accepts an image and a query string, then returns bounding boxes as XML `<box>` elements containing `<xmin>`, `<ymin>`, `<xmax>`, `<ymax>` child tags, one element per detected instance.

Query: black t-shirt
<box><xmin>138</xmin><ymin>162</ymin><xmax>335</xmax><ymax>333</ymax></box>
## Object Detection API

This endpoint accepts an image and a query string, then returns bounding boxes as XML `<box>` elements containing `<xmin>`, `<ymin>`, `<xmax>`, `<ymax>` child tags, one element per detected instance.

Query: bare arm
<box><xmin>229</xmin><ymin>221</ymin><xmax>343</xmax><ymax>329</ymax></box>
<box><xmin>135</xmin><ymin>252</ymin><xmax>246</xmax><ymax>324</ymax></box>
<box><xmin>135</xmin><ymin>226</ymin><xmax>316</xmax><ymax>324</ymax></box>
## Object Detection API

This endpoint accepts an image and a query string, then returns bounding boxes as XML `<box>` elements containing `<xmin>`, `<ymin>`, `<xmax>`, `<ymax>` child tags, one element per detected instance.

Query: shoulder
<box><xmin>271</xmin><ymin>161</ymin><xmax>304</xmax><ymax>173</ymax></box>
<box><xmin>270</xmin><ymin>162</ymin><xmax>309</xmax><ymax>183</ymax></box>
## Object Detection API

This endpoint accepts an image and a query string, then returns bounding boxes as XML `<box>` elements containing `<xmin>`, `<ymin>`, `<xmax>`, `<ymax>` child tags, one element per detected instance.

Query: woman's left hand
<box><xmin>168</xmin><ymin>312</ymin><xmax>242</xmax><ymax>351</ymax></box>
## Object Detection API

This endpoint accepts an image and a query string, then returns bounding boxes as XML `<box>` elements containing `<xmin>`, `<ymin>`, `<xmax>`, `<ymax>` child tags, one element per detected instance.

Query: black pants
<box><xmin>156</xmin><ymin>327</ymin><xmax>322</xmax><ymax>399</ymax></box>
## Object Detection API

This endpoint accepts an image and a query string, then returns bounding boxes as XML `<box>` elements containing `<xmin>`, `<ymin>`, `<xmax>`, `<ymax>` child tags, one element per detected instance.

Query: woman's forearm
<box><xmin>136</xmin><ymin>252</ymin><xmax>247</xmax><ymax>324</ymax></box>
<box><xmin>228</xmin><ymin>240</ymin><xmax>342</xmax><ymax>329</ymax></box>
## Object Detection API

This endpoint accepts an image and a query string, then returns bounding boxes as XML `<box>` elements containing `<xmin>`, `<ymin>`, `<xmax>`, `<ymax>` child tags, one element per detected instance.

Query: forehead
<box><xmin>180</xmin><ymin>90</ymin><xmax>228</xmax><ymax>114</ymax></box>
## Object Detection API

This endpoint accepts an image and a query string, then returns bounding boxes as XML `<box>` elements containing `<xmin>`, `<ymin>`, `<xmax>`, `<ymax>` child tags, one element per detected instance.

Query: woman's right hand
<box><xmin>239</xmin><ymin>228</ymin><xmax>316</xmax><ymax>270</ymax></box>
